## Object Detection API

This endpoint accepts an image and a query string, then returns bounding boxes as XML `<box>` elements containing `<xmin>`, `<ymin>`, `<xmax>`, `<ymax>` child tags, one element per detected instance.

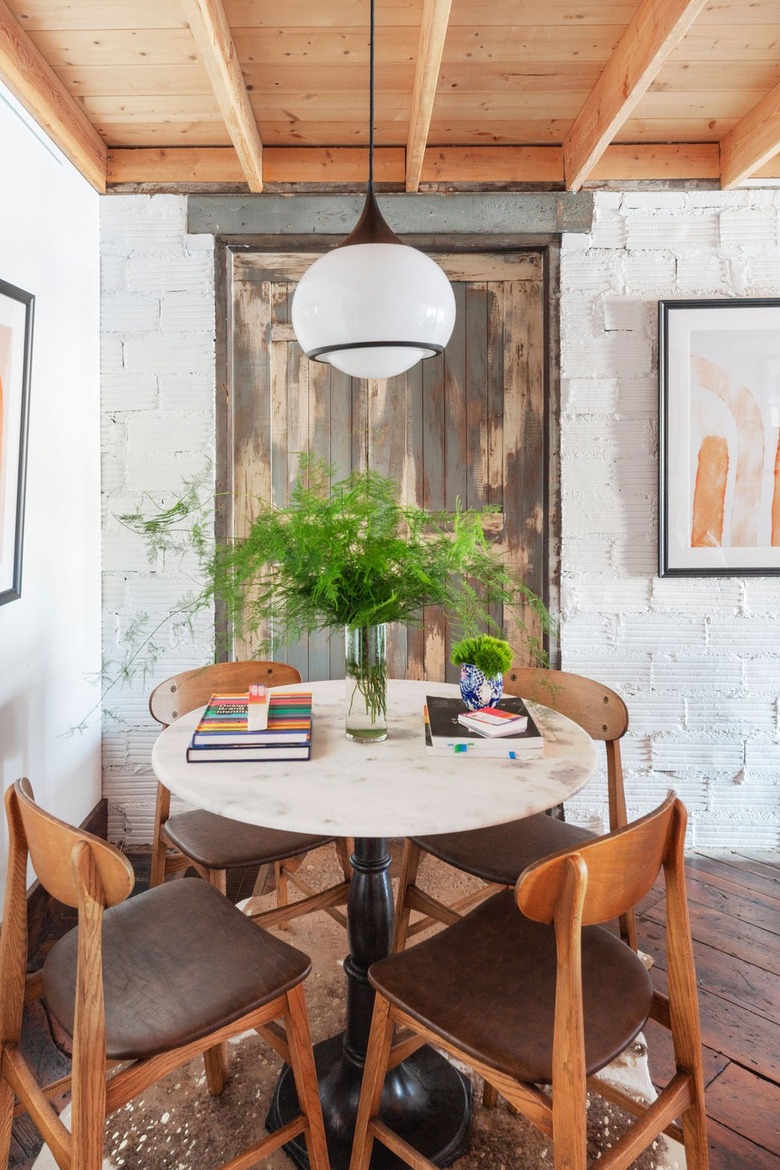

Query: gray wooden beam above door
<box><xmin>187</xmin><ymin>192</ymin><xmax>594</xmax><ymax>237</ymax></box>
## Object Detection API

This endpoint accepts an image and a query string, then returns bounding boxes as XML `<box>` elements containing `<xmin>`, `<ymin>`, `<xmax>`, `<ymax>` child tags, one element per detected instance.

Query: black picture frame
<box><xmin>659</xmin><ymin>297</ymin><xmax>780</xmax><ymax>577</ymax></box>
<box><xmin>0</xmin><ymin>278</ymin><xmax>34</xmax><ymax>605</ymax></box>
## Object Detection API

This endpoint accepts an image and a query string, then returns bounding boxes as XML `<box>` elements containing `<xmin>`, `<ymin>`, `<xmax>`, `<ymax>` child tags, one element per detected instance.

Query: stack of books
<box><xmin>186</xmin><ymin>690</ymin><xmax>313</xmax><ymax>762</ymax></box>
<box><xmin>423</xmin><ymin>694</ymin><xmax>544</xmax><ymax>760</ymax></box>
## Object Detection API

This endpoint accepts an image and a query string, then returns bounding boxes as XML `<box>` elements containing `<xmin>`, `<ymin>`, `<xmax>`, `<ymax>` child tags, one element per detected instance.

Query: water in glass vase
<box><xmin>345</xmin><ymin>624</ymin><xmax>388</xmax><ymax>742</ymax></box>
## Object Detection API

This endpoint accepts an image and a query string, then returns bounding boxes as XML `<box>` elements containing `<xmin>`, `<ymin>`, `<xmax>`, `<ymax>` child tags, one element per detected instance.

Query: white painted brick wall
<box><xmin>101</xmin><ymin>195</ymin><xmax>216</xmax><ymax>843</ymax></box>
<box><xmin>561</xmin><ymin>190</ymin><xmax>780</xmax><ymax>846</ymax></box>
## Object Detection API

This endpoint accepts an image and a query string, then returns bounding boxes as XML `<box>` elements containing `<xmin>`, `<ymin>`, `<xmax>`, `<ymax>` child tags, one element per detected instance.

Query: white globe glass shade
<box><xmin>291</xmin><ymin>242</ymin><xmax>456</xmax><ymax>379</ymax></box>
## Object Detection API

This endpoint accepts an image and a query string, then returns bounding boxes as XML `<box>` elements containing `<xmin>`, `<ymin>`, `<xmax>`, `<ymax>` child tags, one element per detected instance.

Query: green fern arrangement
<box><xmin>121</xmin><ymin>454</ymin><xmax>550</xmax><ymax>651</ymax></box>
<box><xmin>110</xmin><ymin>455</ymin><xmax>551</xmax><ymax>733</ymax></box>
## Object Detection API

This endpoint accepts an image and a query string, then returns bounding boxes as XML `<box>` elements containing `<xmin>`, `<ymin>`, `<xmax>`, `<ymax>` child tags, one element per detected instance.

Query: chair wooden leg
<box><xmin>620</xmin><ymin>905</ymin><xmax>639</xmax><ymax>952</ymax></box>
<box><xmin>0</xmin><ymin>1071</ymin><xmax>15</xmax><ymax>1168</ymax></box>
<box><xmin>202</xmin><ymin>865</ymin><xmax>230</xmax><ymax>1088</ymax></box>
<box><xmin>335</xmin><ymin>837</ymin><xmax>354</xmax><ymax>879</ymax></box>
<box><xmin>284</xmin><ymin>984</ymin><xmax>330</xmax><ymax>1170</ymax></box>
<box><xmin>349</xmin><ymin>995</ymin><xmax>395</xmax><ymax>1170</ymax></box>
<box><xmin>71</xmin><ymin>846</ymin><xmax>108</xmax><ymax>1170</ymax></box>
<box><xmin>665</xmin><ymin>839</ymin><xmax>710</xmax><ymax>1170</ymax></box>
<box><xmin>206</xmin><ymin>867</ymin><xmax>228</xmax><ymax>896</ymax></box>
<box><xmin>203</xmin><ymin>1041</ymin><xmax>228</xmax><ymax>1095</ymax></box>
<box><xmin>275</xmin><ymin>859</ymin><xmax>292</xmax><ymax>930</ymax></box>
<box><xmin>482</xmin><ymin>1080</ymin><xmax>499</xmax><ymax>1109</ymax></box>
<box><xmin>393</xmin><ymin>840</ymin><xmax>422</xmax><ymax>952</ymax></box>
<box><xmin>202</xmin><ymin>866</ymin><xmax>230</xmax><ymax>1089</ymax></box>
<box><xmin>680</xmin><ymin>1092</ymin><xmax>710</xmax><ymax>1170</ymax></box>
<box><xmin>150</xmin><ymin>783</ymin><xmax>172</xmax><ymax>888</ymax></box>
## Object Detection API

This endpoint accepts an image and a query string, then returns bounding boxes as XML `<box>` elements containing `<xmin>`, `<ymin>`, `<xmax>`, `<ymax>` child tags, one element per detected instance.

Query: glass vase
<box><xmin>345</xmin><ymin>623</ymin><xmax>388</xmax><ymax>742</ymax></box>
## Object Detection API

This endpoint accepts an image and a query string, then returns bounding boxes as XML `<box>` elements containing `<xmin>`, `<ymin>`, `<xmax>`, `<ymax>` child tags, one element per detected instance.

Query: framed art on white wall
<box><xmin>659</xmin><ymin>298</ymin><xmax>780</xmax><ymax>577</ymax></box>
<box><xmin>0</xmin><ymin>278</ymin><xmax>34</xmax><ymax>605</ymax></box>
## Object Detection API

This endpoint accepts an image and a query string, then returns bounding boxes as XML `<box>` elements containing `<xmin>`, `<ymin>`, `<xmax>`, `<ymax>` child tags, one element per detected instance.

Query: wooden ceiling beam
<box><xmin>406</xmin><ymin>0</ymin><xmax>453</xmax><ymax>192</ymax></box>
<box><xmin>563</xmin><ymin>0</ymin><xmax>709</xmax><ymax>191</ymax></box>
<box><xmin>107</xmin><ymin>146</ymin><xmax>405</xmax><ymax>185</ymax></box>
<box><xmin>590</xmin><ymin>142</ymin><xmax>719</xmax><ymax>180</ymax></box>
<box><xmin>179</xmin><ymin>0</ymin><xmax>263</xmax><ymax>192</ymax></box>
<box><xmin>105</xmin><ymin>143</ymin><xmax>723</xmax><ymax>188</ymax></box>
<box><xmin>720</xmin><ymin>80</ymin><xmax>780</xmax><ymax>188</ymax></box>
<box><xmin>0</xmin><ymin>0</ymin><xmax>106</xmax><ymax>192</ymax></box>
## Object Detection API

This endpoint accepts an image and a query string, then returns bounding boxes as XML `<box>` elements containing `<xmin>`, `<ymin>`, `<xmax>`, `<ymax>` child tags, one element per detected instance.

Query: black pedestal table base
<box><xmin>266</xmin><ymin>835</ymin><xmax>473</xmax><ymax>1170</ymax></box>
<box><xmin>267</xmin><ymin>1033</ymin><xmax>471</xmax><ymax>1170</ymax></box>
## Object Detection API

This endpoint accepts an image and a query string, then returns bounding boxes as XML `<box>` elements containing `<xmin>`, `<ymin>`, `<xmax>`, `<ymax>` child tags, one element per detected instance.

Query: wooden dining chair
<box><xmin>352</xmin><ymin>792</ymin><xmax>709</xmax><ymax>1170</ymax></box>
<box><xmin>149</xmin><ymin>660</ymin><xmax>351</xmax><ymax>930</ymax></box>
<box><xmin>0</xmin><ymin>778</ymin><xmax>330</xmax><ymax>1170</ymax></box>
<box><xmin>393</xmin><ymin>666</ymin><xmax>637</xmax><ymax>954</ymax></box>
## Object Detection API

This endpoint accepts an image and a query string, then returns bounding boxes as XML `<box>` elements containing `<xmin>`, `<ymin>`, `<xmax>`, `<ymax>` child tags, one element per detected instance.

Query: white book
<box><xmin>457</xmin><ymin>708</ymin><xmax>528</xmax><ymax>737</ymax></box>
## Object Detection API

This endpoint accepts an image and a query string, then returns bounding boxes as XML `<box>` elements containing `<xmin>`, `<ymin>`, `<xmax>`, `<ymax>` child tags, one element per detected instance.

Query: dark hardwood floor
<box><xmin>8</xmin><ymin>849</ymin><xmax>780</xmax><ymax>1169</ymax></box>
<box><xmin>642</xmin><ymin>849</ymin><xmax>780</xmax><ymax>1169</ymax></box>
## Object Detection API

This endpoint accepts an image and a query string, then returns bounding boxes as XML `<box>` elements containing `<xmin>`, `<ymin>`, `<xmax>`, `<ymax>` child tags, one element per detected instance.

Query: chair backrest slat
<box><xmin>10</xmin><ymin>779</ymin><xmax>135</xmax><ymax>909</ymax></box>
<box><xmin>149</xmin><ymin>661</ymin><xmax>302</xmax><ymax>727</ymax></box>
<box><xmin>517</xmin><ymin>791</ymin><xmax>678</xmax><ymax>926</ymax></box>
<box><xmin>504</xmin><ymin>666</ymin><xmax>628</xmax><ymax>743</ymax></box>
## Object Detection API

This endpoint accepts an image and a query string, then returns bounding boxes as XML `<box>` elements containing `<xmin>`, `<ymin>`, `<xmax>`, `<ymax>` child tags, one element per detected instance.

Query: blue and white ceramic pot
<box><xmin>459</xmin><ymin>663</ymin><xmax>504</xmax><ymax>710</ymax></box>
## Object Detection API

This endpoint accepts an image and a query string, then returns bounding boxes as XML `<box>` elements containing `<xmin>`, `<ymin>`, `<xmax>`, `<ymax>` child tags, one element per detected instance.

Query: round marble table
<box><xmin>152</xmin><ymin>678</ymin><xmax>597</xmax><ymax>1170</ymax></box>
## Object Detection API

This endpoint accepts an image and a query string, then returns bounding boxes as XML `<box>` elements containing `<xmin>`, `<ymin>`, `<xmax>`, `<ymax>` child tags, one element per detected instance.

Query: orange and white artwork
<box><xmin>660</xmin><ymin>300</ymin><xmax>780</xmax><ymax>576</ymax></box>
<box><xmin>0</xmin><ymin>279</ymin><xmax>34</xmax><ymax>605</ymax></box>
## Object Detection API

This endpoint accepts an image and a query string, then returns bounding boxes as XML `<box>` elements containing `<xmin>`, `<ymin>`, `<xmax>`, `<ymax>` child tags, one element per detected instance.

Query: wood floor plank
<box><xmin>650</xmin><ymin>965</ymin><xmax>780</xmax><ymax>1081</ymax></box>
<box><xmin>644</xmin><ymin>898</ymin><xmax>780</xmax><ymax>976</ymax></box>
<box><xmin>640</xmin><ymin>922</ymin><xmax>778</xmax><ymax>1024</ymax></box>
<box><xmin>735</xmin><ymin>851</ymin><xmax>780</xmax><ymax>874</ymax></box>
<box><xmin>707</xmin><ymin>1116</ymin><xmax>780</xmax><ymax>1170</ymax></box>
<box><xmin>644</xmin><ymin>1015</ymin><xmax>729</xmax><ymax>1087</ymax></box>
<box><xmin>696</xmin><ymin>851</ymin><xmax>780</xmax><ymax>889</ymax></box>
<box><xmin>687</xmin><ymin>852</ymin><xmax>780</xmax><ymax>901</ymax></box>
<box><xmin>706</xmin><ymin>1063</ymin><xmax>780</xmax><ymax>1156</ymax></box>
<box><xmin>636</xmin><ymin>886</ymin><xmax>666</xmax><ymax>916</ymax></box>
<box><xmin>683</xmin><ymin>870</ymin><xmax>780</xmax><ymax>935</ymax></box>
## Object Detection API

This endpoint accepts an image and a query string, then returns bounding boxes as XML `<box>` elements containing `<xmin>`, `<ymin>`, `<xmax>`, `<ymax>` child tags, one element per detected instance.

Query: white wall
<box><xmin>100</xmin><ymin>190</ymin><xmax>780</xmax><ymax>849</ymax></box>
<box><xmin>0</xmin><ymin>83</ymin><xmax>101</xmax><ymax>905</ymax></box>
<box><xmin>100</xmin><ymin>196</ymin><xmax>216</xmax><ymax>844</ymax></box>
<box><xmin>560</xmin><ymin>190</ymin><xmax>780</xmax><ymax>847</ymax></box>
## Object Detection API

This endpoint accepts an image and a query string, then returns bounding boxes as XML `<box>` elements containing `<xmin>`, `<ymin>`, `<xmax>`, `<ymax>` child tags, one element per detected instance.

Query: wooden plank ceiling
<box><xmin>2</xmin><ymin>0</ymin><xmax>780</xmax><ymax>194</ymax></box>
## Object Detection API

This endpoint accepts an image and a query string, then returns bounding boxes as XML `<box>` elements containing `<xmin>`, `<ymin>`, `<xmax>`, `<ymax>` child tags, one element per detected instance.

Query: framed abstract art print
<box><xmin>0</xmin><ymin>278</ymin><xmax>34</xmax><ymax>605</ymax></box>
<box><xmin>659</xmin><ymin>298</ymin><xmax>780</xmax><ymax>577</ymax></box>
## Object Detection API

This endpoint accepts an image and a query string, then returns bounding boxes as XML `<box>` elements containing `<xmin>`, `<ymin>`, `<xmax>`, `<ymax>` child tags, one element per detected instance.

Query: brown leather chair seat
<box><xmin>43</xmin><ymin>879</ymin><xmax>311</xmax><ymax>1060</ymax></box>
<box><xmin>414</xmin><ymin>814</ymin><xmax>594</xmax><ymax>887</ymax></box>
<box><xmin>163</xmin><ymin>808</ymin><xmax>332</xmax><ymax>870</ymax></box>
<box><xmin>371</xmin><ymin>889</ymin><xmax>652</xmax><ymax>1084</ymax></box>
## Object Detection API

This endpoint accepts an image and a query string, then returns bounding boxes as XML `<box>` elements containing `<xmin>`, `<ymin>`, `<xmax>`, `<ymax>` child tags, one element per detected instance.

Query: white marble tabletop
<box><xmin>151</xmin><ymin>678</ymin><xmax>598</xmax><ymax>838</ymax></box>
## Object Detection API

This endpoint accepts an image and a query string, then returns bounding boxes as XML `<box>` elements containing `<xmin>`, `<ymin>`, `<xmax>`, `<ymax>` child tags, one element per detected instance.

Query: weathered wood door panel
<box><xmin>225</xmin><ymin>250</ymin><xmax>547</xmax><ymax>683</ymax></box>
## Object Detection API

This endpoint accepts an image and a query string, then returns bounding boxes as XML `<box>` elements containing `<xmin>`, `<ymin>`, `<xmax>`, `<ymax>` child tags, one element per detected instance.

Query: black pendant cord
<box><xmin>339</xmin><ymin>0</ymin><xmax>403</xmax><ymax>248</ymax></box>
<box><xmin>368</xmin><ymin>0</ymin><xmax>375</xmax><ymax>190</ymax></box>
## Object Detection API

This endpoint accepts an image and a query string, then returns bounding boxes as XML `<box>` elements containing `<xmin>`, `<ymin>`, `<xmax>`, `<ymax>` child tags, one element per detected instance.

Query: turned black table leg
<box><xmin>267</xmin><ymin>836</ymin><xmax>471</xmax><ymax>1170</ymax></box>
<box><xmin>342</xmin><ymin>837</ymin><xmax>394</xmax><ymax>1066</ymax></box>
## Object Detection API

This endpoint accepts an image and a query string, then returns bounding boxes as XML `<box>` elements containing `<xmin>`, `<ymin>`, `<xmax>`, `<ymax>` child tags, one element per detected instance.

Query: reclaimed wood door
<box><xmin>223</xmin><ymin>249</ymin><xmax>548</xmax><ymax>683</ymax></box>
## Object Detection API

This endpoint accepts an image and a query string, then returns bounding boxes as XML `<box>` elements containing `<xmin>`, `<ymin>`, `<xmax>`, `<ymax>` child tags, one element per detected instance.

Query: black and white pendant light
<box><xmin>291</xmin><ymin>0</ymin><xmax>456</xmax><ymax>380</ymax></box>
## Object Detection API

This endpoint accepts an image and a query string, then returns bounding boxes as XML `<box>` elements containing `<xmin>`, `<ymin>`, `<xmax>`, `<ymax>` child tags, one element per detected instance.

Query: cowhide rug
<box><xmin>33</xmin><ymin>847</ymin><xmax>686</xmax><ymax>1170</ymax></box>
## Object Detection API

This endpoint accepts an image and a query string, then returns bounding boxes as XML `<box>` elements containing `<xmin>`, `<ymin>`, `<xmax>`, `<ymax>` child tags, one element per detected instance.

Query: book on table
<box><xmin>190</xmin><ymin>690</ymin><xmax>312</xmax><ymax>745</ymax></box>
<box><xmin>187</xmin><ymin>689</ymin><xmax>312</xmax><ymax>762</ymax></box>
<box><xmin>457</xmin><ymin>706</ymin><xmax>528</xmax><ymax>736</ymax></box>
<box><xmin>423</xmin><ymin>694</ymin><xmax>544</xmax><ymax>759</ymax></box>
<box><xmin>186</xmin><ymin>741</ymin><xmax>311</xmax><ymax>763</ymax></box>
